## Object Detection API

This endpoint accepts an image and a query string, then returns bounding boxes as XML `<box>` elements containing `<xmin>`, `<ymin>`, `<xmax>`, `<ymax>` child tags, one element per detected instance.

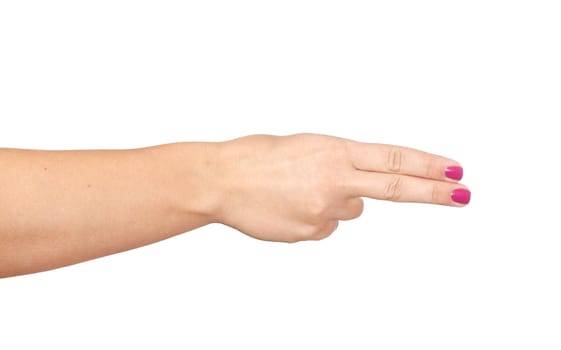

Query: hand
<box><xmin>212</xmin><ymin>133</ymin><xmax>470</xmax><ymax>243</ymax></box>
<box><xmin>0</xmin><ymin>134</ymin><xmax>469</xmax><ymax>276</ymax></box>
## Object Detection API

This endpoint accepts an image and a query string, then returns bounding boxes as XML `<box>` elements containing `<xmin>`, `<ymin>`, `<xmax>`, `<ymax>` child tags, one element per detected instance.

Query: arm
<box><xmin>0</xmin><ymin>142</ymin><xmax>219</xmax><ymax>277</ymax></box>
<box><xmin>0</xmin><ymin>134</ymin><xmax>470</xmax><ymax>277</ymax></box>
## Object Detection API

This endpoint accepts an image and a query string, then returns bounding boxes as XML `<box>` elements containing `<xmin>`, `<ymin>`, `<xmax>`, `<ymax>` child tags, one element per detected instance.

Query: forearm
<box><xmin>0</xmin><ymin>142</ymin><xmax>219</xmax><ymax>277</ymax></box>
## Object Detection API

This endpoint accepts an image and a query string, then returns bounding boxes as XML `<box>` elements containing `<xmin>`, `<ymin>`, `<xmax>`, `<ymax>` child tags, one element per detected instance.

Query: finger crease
<box><xmin>385</xmin><ymin>176</ymin><xmax>403</xmax><ymax>201</ymax></box>
<box><xmin>386</xmin><ymin>148</ymin><xmax>403</xmax><ymax>173</ymax></box>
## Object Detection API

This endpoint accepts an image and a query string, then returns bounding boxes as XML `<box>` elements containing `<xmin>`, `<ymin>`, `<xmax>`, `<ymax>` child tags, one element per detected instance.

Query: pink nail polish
<box><xmin>445</xmin><ymin>166</ymin><xmax>463</xmax><ymax>180</ymax></box>
<box><xmin>451</xmin><ymin>189</ymin><xmax>471</xmax><ymax>205</ymax></box>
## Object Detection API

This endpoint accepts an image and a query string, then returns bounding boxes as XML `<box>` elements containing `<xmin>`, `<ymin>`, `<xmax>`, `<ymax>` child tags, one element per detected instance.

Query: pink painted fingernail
<box><xmin>451</xmin><ymin>188</ymin><xmax>471</xmax><ymax>205</ymax></box>
<box><xmin>445</xmin><ymin>166</ymin><xmax>463</xmax><ymax>180</ymax></box>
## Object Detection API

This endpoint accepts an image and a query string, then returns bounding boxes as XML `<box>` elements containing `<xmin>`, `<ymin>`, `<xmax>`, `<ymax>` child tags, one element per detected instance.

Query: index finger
<box><xmin>345</xmin><ymin>140</ymin><xmax>463</xmax><ymax>181</ymax></box>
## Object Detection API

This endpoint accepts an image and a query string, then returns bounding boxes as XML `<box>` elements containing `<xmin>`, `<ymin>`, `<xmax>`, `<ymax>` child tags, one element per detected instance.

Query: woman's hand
<box><xmin>212</xmin><ymin>133</ymin><xmax>470</xmax><ymax>243</ymax></box>
<box><xmin>0</xmin><ymin>133</ymin><xmax>469</xmax><ymax>277</ymax></box>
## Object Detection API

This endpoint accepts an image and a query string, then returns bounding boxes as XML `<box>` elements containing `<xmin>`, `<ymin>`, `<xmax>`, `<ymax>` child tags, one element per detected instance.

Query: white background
<box><xmin>1</xmin><ymin>1</ymin><xmax>560</xmax><ymax>349</ymax></box>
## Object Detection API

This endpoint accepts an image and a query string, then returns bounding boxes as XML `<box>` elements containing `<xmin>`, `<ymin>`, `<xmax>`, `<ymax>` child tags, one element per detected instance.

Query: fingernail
<box><xmin>445</xmin><ymin>166</ymin><xmax>463</xmax><ymax>180</ymax></box>
<box><xmin>451</xmin><ymin>188</ymin><xmax>471</xmax><ymax>205</ymax></box>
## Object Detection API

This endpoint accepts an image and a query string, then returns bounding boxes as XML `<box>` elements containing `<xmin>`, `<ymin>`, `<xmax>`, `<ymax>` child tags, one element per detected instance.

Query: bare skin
<box><xmin>0</xmin><ymin>134</ymin><xmax>469</xmax><ymax>277</ymax></box>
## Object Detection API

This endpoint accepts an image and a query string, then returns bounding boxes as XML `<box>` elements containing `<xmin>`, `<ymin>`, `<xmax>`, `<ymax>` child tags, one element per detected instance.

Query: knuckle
<box><xmin>432</xmin><ymin>184</ymin><xmax>440</xmax><ymax>203</ymax></box>
<box><xmin>308</xmin><ymin>196</ymin><xmax>331</xmax><ymax>218</ymax></box>
<box><xmin>351</xmin><ymin>199</ymin><xmax>364</xmax><ymax>219</ymax></box>
<box><xmin>343</xmin><ymin>199</ymin><xmax>364</xmax><ymax>220</ymax></box>
<box><xmin>426</xmin><ymin>156</ymin><xmax>436</xmax><ymax>178</ymax></box>
<box><xmin>298</xmin><ymin>224</ymin><xmax>322</xmax><ymax>241</ymax></box>
<box><xmin>287</xmin><ymin>226</ymin><xmax>314</xmax><ymax>243</ymax></box>
<box><xmin>311</xmin><ymin>231</ymin><xmax>329</xmax><ymax>241</ymax></box>
<box><xmin>296</xmin><ymin>221</ymin><xmax>339</xmax><ymax>241</ymax></box>
<box><xmin>384</xmin><ymin>176</ymin><xmax>403</xmax><ymax>201</ymax></box>
<box><xmin>386</xmin><ymin>147</ymin><xmax>403</xmax><ymax>173</ymax></box>
<box><xmin>310</xmin><ymin>221</ymin><xmax>338</xmax><ymax>241</ymax></box>
<box><xmin>431</xmin><ymin>183</ymin><xmax>446</xmax><ymax>203</ymax></box>
<box><xmin>425</xmin><ymin>156</ymin><xmax>442</xmax><ymax>179</ymax></box>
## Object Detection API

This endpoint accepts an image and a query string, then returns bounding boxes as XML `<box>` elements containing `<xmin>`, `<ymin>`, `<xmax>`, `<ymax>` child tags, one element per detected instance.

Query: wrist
<box><xmin>151</xmin><ymin>141</ymin><xmax>223</xmax><ymax>226</ymax></box>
